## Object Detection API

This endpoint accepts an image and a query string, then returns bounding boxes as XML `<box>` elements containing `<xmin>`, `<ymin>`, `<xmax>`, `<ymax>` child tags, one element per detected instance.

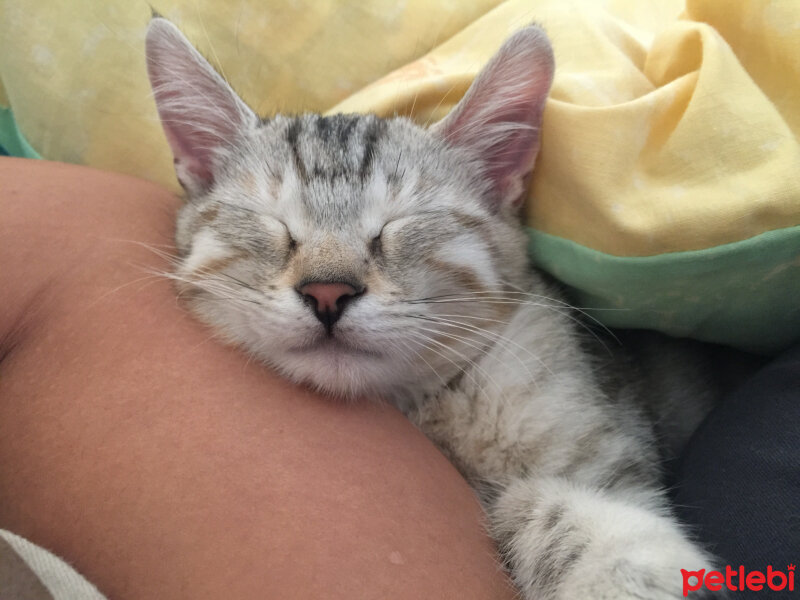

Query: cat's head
<box><xmin>145</xmin><ymin>18</ymin><xmax>554</xmax><ymax>400</ymax></box>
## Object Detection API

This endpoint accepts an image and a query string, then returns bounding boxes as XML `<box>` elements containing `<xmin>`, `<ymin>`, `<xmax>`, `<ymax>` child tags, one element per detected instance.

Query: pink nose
<box><xmin>298</xmin><ymin>281</ymin><xmax>362</xmax><ymax>331</ymax></box>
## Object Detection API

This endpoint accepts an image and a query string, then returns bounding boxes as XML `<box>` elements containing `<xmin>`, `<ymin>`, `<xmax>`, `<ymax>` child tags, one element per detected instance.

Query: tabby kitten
<box><xmin>145</xmin><ymin>18</ymin><xmax>720</xmax><ymax>599</ymax></box>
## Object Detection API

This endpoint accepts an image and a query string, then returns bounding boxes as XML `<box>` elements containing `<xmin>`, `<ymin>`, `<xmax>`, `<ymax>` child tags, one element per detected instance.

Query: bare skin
<box><xmin>0</xmin><ymin>158</ymin><xmax>515</xmax><ymax>600</ymax></box>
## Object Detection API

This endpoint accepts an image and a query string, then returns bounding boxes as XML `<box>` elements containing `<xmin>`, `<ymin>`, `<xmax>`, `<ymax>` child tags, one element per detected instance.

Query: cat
<box><xmin>145</xmin><ymin>17</ymin><xmax>722</xmax><ymax>599</ymax></box>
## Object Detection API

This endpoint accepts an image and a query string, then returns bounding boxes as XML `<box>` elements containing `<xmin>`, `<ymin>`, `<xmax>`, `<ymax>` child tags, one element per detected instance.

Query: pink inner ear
<box><xmin>478</xmin><ymin>77</ymin><xmax>548</xmax><ymax>206</ymax></box>
<box><xmin>146</xmin><ymin>18</ymin><xmax>255</xmax><ymax>192</ymax></box>
<box><xmin>434</xmin><ymin>26</ymin><xmax>554</xmax><ymax>209</ymax></box>
<box><xmin>162</xmin><ymin>111</ymin><xmax>217</xmax><ymax>189</ymax></box>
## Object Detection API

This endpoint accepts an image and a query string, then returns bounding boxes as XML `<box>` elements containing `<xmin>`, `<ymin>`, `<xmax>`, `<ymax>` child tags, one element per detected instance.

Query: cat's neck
<box><xmin>388</xmin><ymin>269</ymin><xmax>579</xmax><ymax>413</ymax></box>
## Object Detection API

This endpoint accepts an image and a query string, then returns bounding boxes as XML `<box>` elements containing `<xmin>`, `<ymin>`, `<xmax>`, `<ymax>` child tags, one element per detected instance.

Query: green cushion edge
<box><xmin>0</xmin><ymin>107</ymin><xmax>41</xmax><ymax>159</ymax></box>
<box><xmin>527</xmin><ymin>225</ymin><xmax>800</xmax><ymax>355</ymax></box>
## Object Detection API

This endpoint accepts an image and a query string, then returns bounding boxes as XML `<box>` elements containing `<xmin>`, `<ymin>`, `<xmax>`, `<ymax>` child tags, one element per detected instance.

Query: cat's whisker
<box><xmin>406</xmin><ymin>323</ymin><xmax>507</xmax><ymax>402</ymax></box>
<box><xmin>404</xmin><ymin>295</ymin><xmax>615</xmax><ymax>353</ymax></box>
<box><xmin>138</xmin><ymin>267</ymin><xmax>203</xmax><ymax>311</ymax></box>
<box><xmin>381</xmin><ymin>336</ymin><xmax>432</xmax><ymax>381</ymax></box>
<box><xmin>404</xmin><ymin>290</ymin><xmax>572</xmax><ymax>308</ymax></box>
<box><xmin>497</xmin><ymin>281</ymin><xmax>626</xmax><ymax>338</ymax></box>
<box><xmin>184</xmin><ymin>317</ymin><xmax>236</xmax><ymax>353</ymax></box>
<box><xmin>408</xmin><ymin>313</ymin><xmax>551</xmax><ymax>383</ymax></box>
<box><xmin>159</xmin><ymin>270</ymin><xmax>266</xmax><ymax>310</ymax></box>
<box><xmin>393</xmin><ymin>335</ymin><xmax>448</xmax><ymax>388</ymax></box>
<box><xmin>103</xmin><ymin>237</ymin><xmax>178</xmax><ymax>250</ymax></box>
<box><xmin>196</xmin><ymin>269</ymin><xmax>260</xmax><ymax>294</ymax></box>
<box><xmin>486</xmin><ymin>293</ymin><xmax>622</xmax><ymax>347</ymax></box>
<box><xmin>403</xmin><ymin>329</ymin><xmax>488</xmax><ymax>399</ymax></box>
<box><xmin>413</xmin><ymin>291</ymin><xmax>614</xmax><ymax>333</ymax></box>
<box><xmin>404</xmin><ymin>290</ymin><xmax>574</xmax><ymax>307</ymax></box>
<box><xmin>102</xmin><ymin>238</ymin><xmax>181</xmax><ymax>264</ymax></box>
<box><xmin>84</xmin><ymin>270</ymin><xmax>167</xmax><ymax>309</ymax></box>
<box><xmin>408</xmin><ymin>314</ymin><xmax>544</xmax><ymax>398</ymax></box>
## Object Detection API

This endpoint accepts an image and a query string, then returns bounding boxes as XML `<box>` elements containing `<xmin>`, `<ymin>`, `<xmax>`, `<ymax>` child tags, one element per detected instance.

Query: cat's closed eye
<box><xmin>369</xmin><ymin>226</ymin><xmax>385</xmax><ymax>255</ymax></box>
<box><xmin>284</xmin><ymin>224</ymin><xmax>298</xmax><ymax>252</ymax></box>
<box><xmin>252</xmin><ymin>215</ymin><xmax>298</xmax><ymax>255</ymax></box>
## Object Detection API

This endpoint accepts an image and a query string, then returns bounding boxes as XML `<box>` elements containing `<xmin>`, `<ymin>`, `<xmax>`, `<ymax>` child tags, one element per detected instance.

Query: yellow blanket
<box><xmin>2</xmin><ymin>0</ymin><xmax>798</xmax><ymax>353</ymax></box>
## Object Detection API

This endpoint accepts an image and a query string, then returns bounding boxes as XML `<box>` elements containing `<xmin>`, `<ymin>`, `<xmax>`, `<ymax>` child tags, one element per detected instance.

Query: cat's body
<box><xmin>146</xmin><ymin>19</ymin><xmax>721</xmax><ymax>598</ymax></box>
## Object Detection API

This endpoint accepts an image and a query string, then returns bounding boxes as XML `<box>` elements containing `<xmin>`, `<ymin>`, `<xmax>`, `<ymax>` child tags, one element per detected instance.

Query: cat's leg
<box><xmin>489</xmin><ymin>475</ymin><xmax>720</xmax><ymax>600</ymax></box>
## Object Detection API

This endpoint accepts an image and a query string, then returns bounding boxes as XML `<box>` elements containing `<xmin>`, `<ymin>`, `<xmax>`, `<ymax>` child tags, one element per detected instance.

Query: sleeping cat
<box><xmin>145</xmin><ymin>17</ymin><xmax>721</xmax><ymax>599</ymax></box>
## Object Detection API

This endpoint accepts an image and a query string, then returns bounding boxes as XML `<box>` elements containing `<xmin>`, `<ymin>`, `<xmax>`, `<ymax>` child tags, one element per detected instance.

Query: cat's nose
<box><xmin>297</xmin><ymin>281</ymin><xmax>364</xmax><ymax>332</ymax></box>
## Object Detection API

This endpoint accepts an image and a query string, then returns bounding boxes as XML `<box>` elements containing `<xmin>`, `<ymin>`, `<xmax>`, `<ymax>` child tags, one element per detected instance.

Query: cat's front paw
<box><xmin>492</xmin><ymin>477</ymin><xmax>726</xmax><ymax>600</ymax></box>
<box><xmin>552</xmin><ymin>535</ymin><xmax>723</xmax><ymax>600</ymax></box>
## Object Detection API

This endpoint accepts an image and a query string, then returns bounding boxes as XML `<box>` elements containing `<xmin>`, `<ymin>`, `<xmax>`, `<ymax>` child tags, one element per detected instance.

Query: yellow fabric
<box><xmin>1</xmin><ymin>0</ymin><xmax>798</xmax><ymax>256</ymax></box>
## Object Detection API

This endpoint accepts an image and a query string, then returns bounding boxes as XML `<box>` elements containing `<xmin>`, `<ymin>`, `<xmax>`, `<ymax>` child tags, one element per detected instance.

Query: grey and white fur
<box><xmin>145</xmin><ymin>18</ymin><xmax>723</xmax><ymax>599</ymax></box>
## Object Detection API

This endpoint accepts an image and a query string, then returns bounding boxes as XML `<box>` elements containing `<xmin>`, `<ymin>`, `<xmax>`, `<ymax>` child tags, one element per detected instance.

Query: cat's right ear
<box><xmin>145</xmin><ymin>18</ymin><xmax>257</xmax><ymax>194</ymax></box>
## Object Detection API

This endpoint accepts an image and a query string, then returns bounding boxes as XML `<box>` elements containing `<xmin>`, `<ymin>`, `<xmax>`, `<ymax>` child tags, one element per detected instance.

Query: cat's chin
<box><xmin>287</xmin><ymin>337</ymin><xmax>383</xmax><ymax>359</ymax></box>
<box><xmin>270</xmin><ymin>343</ymin><xmax>402</xmax><ymax>400</ymax></box>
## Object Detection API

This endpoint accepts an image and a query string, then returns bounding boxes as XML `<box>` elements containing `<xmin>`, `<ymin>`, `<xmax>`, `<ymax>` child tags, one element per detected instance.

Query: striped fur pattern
<box><xmin>146</xmin><ymin>19</ymin><xmax>722</xmax><ymax>599</ymax></box>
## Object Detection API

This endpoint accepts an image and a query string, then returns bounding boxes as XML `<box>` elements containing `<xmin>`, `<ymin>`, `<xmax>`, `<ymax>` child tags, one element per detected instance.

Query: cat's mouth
<box><xmin>289</xmin><ymin>336</ymin><xmax>382</xmax><ymax>358</ymax></box>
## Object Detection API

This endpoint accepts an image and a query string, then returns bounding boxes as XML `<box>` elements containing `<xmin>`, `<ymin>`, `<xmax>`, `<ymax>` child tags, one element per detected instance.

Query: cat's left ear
<box><xmin>431</xmin><ymin>25</ymin><xmax>554</xmax><ymax>211</ymax></box>
<box><xmin>145</xmin><ymin>18</ymin><xmax>258</xmax><ymax>194</ymax></box>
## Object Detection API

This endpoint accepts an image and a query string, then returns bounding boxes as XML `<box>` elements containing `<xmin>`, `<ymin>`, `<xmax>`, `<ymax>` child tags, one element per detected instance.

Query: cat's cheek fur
<box><xmin>178</xmin><ymin>229</ymin><xmax>232</xmax><ymax>275</ymax></box>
